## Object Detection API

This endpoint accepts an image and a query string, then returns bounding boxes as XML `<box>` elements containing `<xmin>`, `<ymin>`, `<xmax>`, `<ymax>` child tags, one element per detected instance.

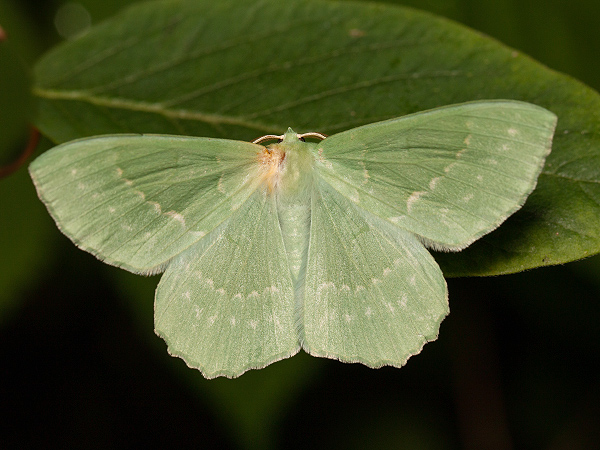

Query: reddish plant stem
<box><xmin>0</xmin><ymin>127</ymin><xmax>41</xmax><ymax>178</ymax></box>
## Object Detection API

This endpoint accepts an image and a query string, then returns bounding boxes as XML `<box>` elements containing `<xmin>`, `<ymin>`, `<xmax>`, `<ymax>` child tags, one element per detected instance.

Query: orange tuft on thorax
<box><xmin>257</xmin><ymin>145</ymin><xmax>286</xmax><ymax>193</ymax></box>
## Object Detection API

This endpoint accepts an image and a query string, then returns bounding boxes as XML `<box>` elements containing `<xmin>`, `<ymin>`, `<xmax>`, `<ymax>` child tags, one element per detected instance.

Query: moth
<box><xmin>30</xmin><ymin>100</ymin><xmax>557</xmax><ymax>378</ymax></box>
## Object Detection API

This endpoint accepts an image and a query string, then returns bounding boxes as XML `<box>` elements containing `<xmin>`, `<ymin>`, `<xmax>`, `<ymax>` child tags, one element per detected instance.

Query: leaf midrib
<box><xmin>33</xmin><ymin>87</ymin><xmax>277</xmax><ymax>133</ymax></box>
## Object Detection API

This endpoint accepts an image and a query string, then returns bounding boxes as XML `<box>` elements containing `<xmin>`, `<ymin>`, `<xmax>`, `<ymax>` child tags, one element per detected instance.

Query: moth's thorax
<box><xmin>257</xmin><ymin>145</ymin><xmax>285</xmax><ymax>192</ymax></box>
<box><xmin>257</xmin><ymin>129</ymin><xmax>315</xmax><ymax>197</ymax></box>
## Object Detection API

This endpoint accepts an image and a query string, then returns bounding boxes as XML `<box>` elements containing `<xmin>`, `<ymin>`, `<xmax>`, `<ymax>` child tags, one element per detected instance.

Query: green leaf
<box><xmin>32</xmin><ymin>0</ymin><xmax>600</xmax><ymax>276</ymax></box>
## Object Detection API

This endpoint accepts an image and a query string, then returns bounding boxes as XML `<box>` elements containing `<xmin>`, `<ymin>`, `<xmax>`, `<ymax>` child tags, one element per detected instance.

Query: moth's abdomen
<box><xmin>260</xmin><ymin>137</ymin><xmax>315</xmax><ymax>287</ymax></box>
<box><xmin>277</xmin><ymin>197</ymin><xmax>311</xmax><ymax>287</ymax></box>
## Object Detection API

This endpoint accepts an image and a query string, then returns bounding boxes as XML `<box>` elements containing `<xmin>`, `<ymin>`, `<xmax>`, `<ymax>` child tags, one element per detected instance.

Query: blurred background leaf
<box><xmin>0</xmin><ymin>0</ymin><xmax>52</xmax><ymax>324</ymax></box>
<box><xmin>2</xmin><ymin>0</ymin><xmax>600</xmax><ymax>449</ymax></box>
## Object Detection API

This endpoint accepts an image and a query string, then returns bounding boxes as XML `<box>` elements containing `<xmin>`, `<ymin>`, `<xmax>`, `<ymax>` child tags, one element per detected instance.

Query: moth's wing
<box><xmin>301</xmin><ymin>178</ymin><xmax>448</xmax><ymax>368</ymax></box>
<box><xmin>155</xmin><ymin>188</ymin><xmax>298</xmax><ymax>379</ymax></box>
<box><xmin>317</xmin><ymin>101</ymin><xmax>557</xmax><ymax>250</ymax></box>
<box><xmin>29</xmin><ymin>135</ymin><xmax>264</xmax><ymax>274</ymax></box>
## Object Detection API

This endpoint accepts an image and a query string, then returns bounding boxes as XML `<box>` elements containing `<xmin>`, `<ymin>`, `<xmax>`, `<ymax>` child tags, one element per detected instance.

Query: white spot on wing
<box><xmin>217</xmin><ymin>174</ymin><xmax>226</xmax><ymax>193</ymax></box>
<box><xmin>165</xmin><ymin>210</ymin><xmax>186</xmax><ymax>227</ymax></box>
<box><xmin>358</xmin><ymin>160</ymin><xmax>370</xmax><ymax>185</ymax></box>
<box><xmin>399</xmin><ymin>293</ymin><xmax>408</xmax><ymax>308</ymax></box>
<box><xmin>365</xmin><ymin>307</ymin><xmax>372</xmax><ymax>317</ymax></box>
<box><xmin>149</xmin><ymin>201</ymin><xmax>161</xmax><ymax>214</ymax></box>
<box><xmin>266</xmin><ymin>285</ymin><xmax>280</xmax><ymax>294</ymax></box>
<box><xmin>407</xmin><ymin>191</ymin><xmax>425</xmax><ymax>212</ymax></box>
<box><xmin>429</xmin><ymin>177</ymin><xmax>441</xmax><ymax>190</ymax></box>
<box><xmin>508</xmin><ymin>127</ymin><xmax>518</xmax><ymax>136</ymax></box>
<box><xmin>464</xmin><ymin>134</ymin><xmax>472</xmax><ymax>146</ymax></box>
<box><xmin>249</xmin><ymin>320</ymin><xmax>258</xmax><ymax>330</ymax></box>
<box><xmin>444</xmin><ymin>163</ymin><xmax>456</xmax><ymax>173</ymax></box>
<box><xmin>316</xmin><ymin>282</ymin><xmax>335</xmax><ymax>297</ymax></box>
<box><xmin>274</xmin><ymin>317</ymin><xmax>282</xmax><ymax>331</ymax></box>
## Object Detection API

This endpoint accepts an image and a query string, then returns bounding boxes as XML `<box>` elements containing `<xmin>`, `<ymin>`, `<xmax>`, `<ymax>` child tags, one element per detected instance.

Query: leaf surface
<box><xmin>32</xmin><ymin>0</ymin><xmax>600</xmax><ymax>275</ymax></box>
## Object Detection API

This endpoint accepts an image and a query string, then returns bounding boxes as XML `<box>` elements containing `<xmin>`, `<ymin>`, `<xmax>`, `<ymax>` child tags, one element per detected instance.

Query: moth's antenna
<box><xmin>252</xmin><ymin>134</ymin><xmax>284</xmax><ymax>145</ymax></box>
<box><xmin>252</xmin><ymin>132</ymin><xmax>328</xmax><ymax>144</ymax></box>
<box><xmin>298</xmin><ymin>132</ymin><xmax>328</xmax><ymax>141</ymax></box>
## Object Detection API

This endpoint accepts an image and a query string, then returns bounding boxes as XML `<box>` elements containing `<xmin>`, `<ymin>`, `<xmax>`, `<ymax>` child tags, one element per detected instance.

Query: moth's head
<box><xmin>254</xmin><ymin>128</ymin><xmax>327</xmax><ymax>194</ymax></box>
<box><xmin>281</xmin><ymin>127</ymin><xmax>302</xmax><ymax>145</ymax></box>
<box><xmin>252</xmin><ymin>128</ymin><xmax>328</xmax><ymax>147</ymax></box>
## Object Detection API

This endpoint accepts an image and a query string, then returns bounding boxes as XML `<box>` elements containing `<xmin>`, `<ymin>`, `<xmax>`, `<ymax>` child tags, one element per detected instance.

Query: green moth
<box><xmin>29</xmin><ymin>100</ymin><xmax>557</xmax><ymax>378</ymax></box>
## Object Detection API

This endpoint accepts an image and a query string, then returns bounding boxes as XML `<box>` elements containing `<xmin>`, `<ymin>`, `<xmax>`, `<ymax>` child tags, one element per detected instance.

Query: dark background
<box><xmin>1</xmin><ymin>1</ymin><xmax>599</xmax><ymax>449</ymax></box>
